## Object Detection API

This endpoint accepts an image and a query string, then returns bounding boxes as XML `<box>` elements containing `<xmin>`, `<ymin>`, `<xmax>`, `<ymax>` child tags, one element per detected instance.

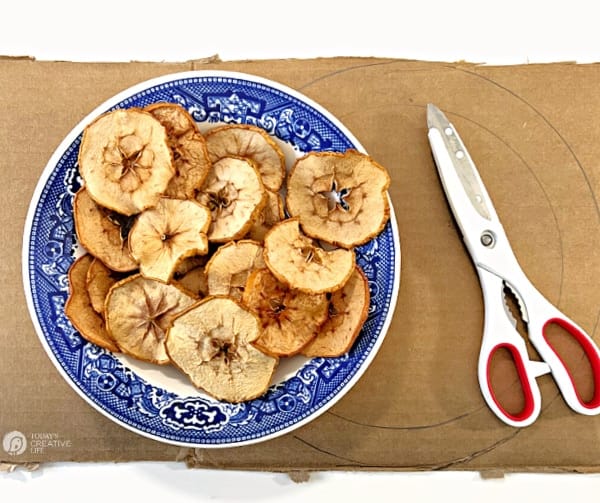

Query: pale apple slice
<box><xmin>128</xmin><ymin>197</ymin><xmax>211</xmax><ymax>283</ymax></box>
<box><xmin>263</xmin><ymin>218</ymin><xmax>355</xmax><ymax>294</ymax></box>
<box><xmin>205</xmin><ymin>239</ymin><xmax>265</xmax><ymax>301</ymax></box>
<box><xmin>166</xmin><ymin>296</ymin><xmax>278</xmax><ymax>402</ymax></box>
<box><xmin>104</xmin><ymin>275</ymin><xmax>195</xmax><ymax>364</ymax></box>
<box><xmin>196</xmin><ymin>157</ymin><xmax>266</xmax><ymax>243</ymax></box>
<box><xmin>78</xmin><ymin>108</ymin><xmax>174</xmax><ymax>216</ymax></box>
<box><xmin>204</xmin><ymin>124</ymin><xmax>285</xmax><ymax>191</ymax></box>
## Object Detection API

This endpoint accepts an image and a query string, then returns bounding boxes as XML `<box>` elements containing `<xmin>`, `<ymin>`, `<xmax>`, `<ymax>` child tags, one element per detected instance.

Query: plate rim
<box><xmin>21</xmin><ymin>70</ymin><xmax>401</xmax><ymax>448</ymax></box>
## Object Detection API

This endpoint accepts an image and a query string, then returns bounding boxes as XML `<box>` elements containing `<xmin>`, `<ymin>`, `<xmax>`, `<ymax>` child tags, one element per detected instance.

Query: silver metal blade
<box><xmin>427</xmin><ymin>104</ymin><xmax>493</xmax><ymax>221</ymax></box>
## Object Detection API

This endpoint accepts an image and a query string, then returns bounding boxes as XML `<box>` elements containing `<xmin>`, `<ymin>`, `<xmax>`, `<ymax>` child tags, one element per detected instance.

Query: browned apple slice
<box><xmin>65</xmin><ymin>254</ymin><xmax>119</xmax><ymax>352</ymax></box>
<box><xmin>171</xmin><ymin>255</ymin><xmax>209</xmax><ymax>299</ymax></box>
<box><xmin>302</xmin><ymin>266</ymin><xmax>370</xmax><ymax>357</ymax></box>
<box><xmin>242</xmin><ymin>268</ymin><xmax>328</xmax><ymax>357</ymax></box>
<box><xmin>286</xmin><ymin>150</ymin><xmax>391</xmax><ymax>248</ymax></box>
<box><xmin>246</xmin><ymin>189</ymin><xmax>285</xmax><ymax>241</ymax></box>
<box><xmin>85</xmin><ymin>258</ymin><xmax>130</xmax><ymax>316</ymax></box>
<box><xmin>73</xmin><ymin>188</ymin><xmax>137</xmax><ymax>272</ymax></box>
<box><xmin>145</xmin><ymin>103</ymin><xmax>211</xmax><ymax>199</ymax></box>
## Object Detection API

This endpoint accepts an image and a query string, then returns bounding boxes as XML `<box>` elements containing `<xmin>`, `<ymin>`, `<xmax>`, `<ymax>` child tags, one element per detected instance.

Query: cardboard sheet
<box><xmin>2</xmin><ymin>56</ymin><xmax>600</xmax><ymax>472</ymax></box>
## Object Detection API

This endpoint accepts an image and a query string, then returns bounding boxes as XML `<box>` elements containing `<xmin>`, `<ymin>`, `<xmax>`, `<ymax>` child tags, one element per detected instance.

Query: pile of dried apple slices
<box><xmin>65</xmin><ymin>103</ymin><xmax>391</xmax><ymax>403</ymax></box>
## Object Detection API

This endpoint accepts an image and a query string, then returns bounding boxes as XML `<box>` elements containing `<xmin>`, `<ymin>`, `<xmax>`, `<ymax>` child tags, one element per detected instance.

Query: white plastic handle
<box><xmin>477</xmin><ymin>266</ymin><xmax>600</xmax><ymax>426</ymax></box>
<box><xmin>477</xmin><ymin>268</ymin><xmax>548</xmax><ymax>427</ymax></box>
<box><xmin>525</xmin><ymin>287</ymin><xmax>600</xmax><ymax>416</ymax></box>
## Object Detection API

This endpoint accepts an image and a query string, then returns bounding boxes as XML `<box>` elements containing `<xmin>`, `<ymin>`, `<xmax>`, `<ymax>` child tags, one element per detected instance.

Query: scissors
<box><xmin>427</xmin><ymin>104</ymin><xmax>600</xmax><ymax>427</ymax></box>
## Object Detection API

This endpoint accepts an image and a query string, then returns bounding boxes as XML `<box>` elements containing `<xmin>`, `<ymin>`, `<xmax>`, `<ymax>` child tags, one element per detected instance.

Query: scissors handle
<box><xmin>480</xmin><ymin>341</ymin><xmax>548</xmax><ymax>427</ymax></box>
<box><xmin>529</xmin><ymin>310</ymin><xmax>600</xmax><ymax>415</ymax></box>
<box><xmin>478</xmin><ymin>268</ymin><xmax>547</xmax><ymax>427</ymax></box>
<box><xmin>478</xmin><ymin>266</ymin><xmax>600</xmax><ymax>426</ymax></box>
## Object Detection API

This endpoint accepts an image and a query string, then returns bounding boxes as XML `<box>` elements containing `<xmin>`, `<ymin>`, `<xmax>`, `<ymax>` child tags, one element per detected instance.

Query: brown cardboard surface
<box><xmin>2</xmin><ymin>56</ymin><xmax>600</xmax><ymax>472</ymax></box>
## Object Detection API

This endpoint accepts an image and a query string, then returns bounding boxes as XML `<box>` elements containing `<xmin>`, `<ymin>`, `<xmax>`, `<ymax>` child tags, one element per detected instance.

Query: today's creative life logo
<box><xmin>2</xmin><ymin>431</ymin><xmax>73</xmax><ymax>455</ymax></box>
<box><xmin>2</xmin><ymin>431</ymin><xmax>27</xmax><ymax>456</ymax></box>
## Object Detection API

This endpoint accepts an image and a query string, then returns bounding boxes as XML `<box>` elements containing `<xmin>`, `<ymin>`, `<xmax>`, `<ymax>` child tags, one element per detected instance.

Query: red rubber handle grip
<box><xmin>486</xmin><ymin>342</ymin><xmax>537</xmax><ymax>423</ymax></box>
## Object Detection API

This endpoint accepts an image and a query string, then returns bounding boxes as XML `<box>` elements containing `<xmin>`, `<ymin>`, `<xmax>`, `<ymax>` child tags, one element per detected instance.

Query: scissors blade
<box><xmin>427</xmin><ymin>104</ymin><xmax>497</xmax><ymax>225</ymax></box>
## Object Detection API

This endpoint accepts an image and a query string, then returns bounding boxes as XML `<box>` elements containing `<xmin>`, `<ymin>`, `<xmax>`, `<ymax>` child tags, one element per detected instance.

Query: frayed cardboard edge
<box><xmin>0</xmin><ymin>53</ymin><xmax>223</xmax><ymax>65</ymax></box>
<box><xmin>178</xmin><ymin>447</ymin><xmax>600</xmax><ymax>477</ymax></box>
<box><xmin>0</xmin><ymin>55</ymin><xmax>35</xmax><ymax>61</ymax></box>
<box><xmin>0</xmin><ymin>462</ymin><xmax>40</xmax><ymax>473</ymax></box>
<box><xmin>2</xmin><ymin>53</ymin><xmax>599</xmax><ymax>68</ymax></box>
<box><xmin>287</xmin><ymin>471</ymin><xmax>311</xmax><ymax>483</ymax></box>
<box><xmin>178</xmin><ymin>448</ymin><xmax>311</xmax><ymax>482</ymax></box>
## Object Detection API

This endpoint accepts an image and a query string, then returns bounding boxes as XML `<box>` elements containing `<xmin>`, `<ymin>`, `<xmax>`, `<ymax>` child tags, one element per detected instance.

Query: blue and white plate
<box><xmin>22</xmin><ymin>71</ymin><xmax>400</xmax><ymax>447</ymax></box>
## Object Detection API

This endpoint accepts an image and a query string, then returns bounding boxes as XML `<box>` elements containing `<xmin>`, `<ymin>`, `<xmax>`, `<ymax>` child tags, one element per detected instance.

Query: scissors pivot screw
<box><xmin>480</xmin><ymin>231</ymin><xmax>495</xmax><ymax>247</ymax></box>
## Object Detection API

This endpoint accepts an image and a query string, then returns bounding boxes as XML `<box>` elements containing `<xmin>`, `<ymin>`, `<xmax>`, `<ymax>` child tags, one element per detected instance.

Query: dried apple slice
<box><xmin>144</xmin><ymin>102</ymin><xmax>196</xmax><ymax>137</ymax></box>
<box><xmin>65</xmin><ymin>254</ymin><xmax>119</xmax><ymax>352</ymax></box>
<box><xmin>73</xmin><ymin>188</ymin><xmax>138</xmax><ymax>272</ymax></box>
<box><xmin>242</xmin><ymin>268</ymin><xmax>328</xmax><ymax>357</ymax></box>
<box><xmin>302</xmin><ymin>266</ymin><xmax>370</xmax><ymax>357</ymax></box>
<box><xmin>172</xmin><ymin>255</ymin><xmax>209</xmax><ymax>299</ymax></box>
<box><xmin>145</xmin><ymin>103</ymin><xmax>211</xmax><ymax>199</ymax></box>
<box><xmin>86</xmin><ymin>258</ymin><xmax>129</xmax><ymax>316</ymax></box>
<box><xmin>246</xmin><ymin>189</ymin><xmax>285</xmax><ymax>241</ymax></box>
<box><xmin>263</xmin><ymin>218</ymin><xmax>355</xmax><ymax>294</ymax></box>
<box><xmin>78</xmin><ymin>108</ymin><xmax>174</xmax><ymax>216</ymax></box>
<box><xmin>286</xmin><ymin>150</ymin><xmax>391</xmax><ymax>248</ymax></box>
<box><xmin>196</xmin><ymin>157</ymin><xmax>266</xmax><ymax>242</ymax></box>
<box><xmin>165</xmin><ymin>296</ymin><xmax>278</xmax><ymax>402</ymax></box>
<box><xmin>105</xmin><ymin>274</ymin><xmax>195</xmax><ymax>364</ymax></box>
<box><xmin>205</xmin><ymin>239</ymin><xmax>265</xmax><ymax>301</ymax></box>
<box><xmin>204</xmin><ymin>124</ymin><xmax>285</xmax><ymax>191</ymax></box>
<box><xmin>128</xmin><ymin>197</ymin><xmax>211</xmax><ymax>283</ymax></box>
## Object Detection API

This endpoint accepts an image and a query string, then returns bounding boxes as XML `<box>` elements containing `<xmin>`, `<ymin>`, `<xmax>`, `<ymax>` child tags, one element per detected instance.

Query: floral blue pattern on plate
<box><xmin>23</xmin><ymin>71</ymin><xmax>400</xmax><ymax>447</ymax></box>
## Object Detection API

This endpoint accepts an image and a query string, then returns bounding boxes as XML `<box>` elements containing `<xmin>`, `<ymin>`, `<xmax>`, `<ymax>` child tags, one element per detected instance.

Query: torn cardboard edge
<box><xmin>175</xmin><ymin>448</ymin><xmax>600</xmax><ymax>475</ymax></box>
<box><xmin>0</xmin><ymin>462</ymin><xmax>40</xmax><ymax>473</ymax></box>
<box><xmin>0</xmin><ymin>53</ymin><xmax>405</xmax><ymax>67</ymax></box>
<box><xmin>180</xmin><ymin>463</ymin><xmax>600</xmax><ymax>477</ymax></box>
<box><xmin>1</xmin><ymin>460</ymin><xmax>597</xmax><ymax>480</ymax></box>
<box><xmin>0</xmin><ymin>53</ymin><xmax>223</xmax><ymax>66</ymax></box>
<box><xmin>2</xmin><ymin>52</ymin><xmax>598</xmax><ymax>68</ymax></box>
<box><xmin>0</xmin><ymin>54</ymin><xmax>35</xmax><ymax>61</ymax></box>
